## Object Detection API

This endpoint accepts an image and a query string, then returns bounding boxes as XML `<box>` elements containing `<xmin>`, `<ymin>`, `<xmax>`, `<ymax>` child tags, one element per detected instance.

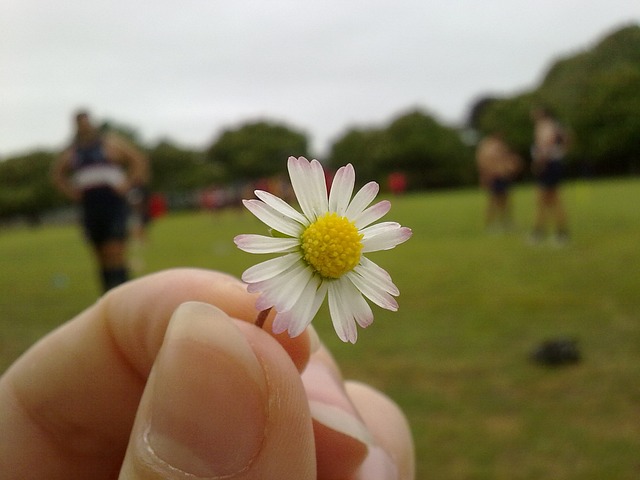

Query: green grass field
<box><xmin>1</xmin><ymin>178</ymin><xmax>639</xmax><ymax>479</ymax></box>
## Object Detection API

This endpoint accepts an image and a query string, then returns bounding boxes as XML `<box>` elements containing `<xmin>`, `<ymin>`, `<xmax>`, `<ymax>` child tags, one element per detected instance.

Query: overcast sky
<box><xmin>1</xmin><ymin>1</ymin><xmax>638</xmax><ymax>158</ymax></box>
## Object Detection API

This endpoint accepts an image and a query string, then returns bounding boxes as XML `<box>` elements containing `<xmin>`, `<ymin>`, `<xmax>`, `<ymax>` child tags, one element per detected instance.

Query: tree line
<box><xmin>1</xmin><ymin>24</ymin><xmax>638</xmax><ymax>221</ymax></box>
<box><xmin>472</xmin><ymin>24</ymin><xmax>640</xmax><ymax>177</ymax></box>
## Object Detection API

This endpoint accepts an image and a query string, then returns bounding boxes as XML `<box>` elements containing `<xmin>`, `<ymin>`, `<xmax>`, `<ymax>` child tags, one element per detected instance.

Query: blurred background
<box><xmin>1</xmin><ymin>2</ymin><xmax>639</xmax><ymax>479</ymax></box>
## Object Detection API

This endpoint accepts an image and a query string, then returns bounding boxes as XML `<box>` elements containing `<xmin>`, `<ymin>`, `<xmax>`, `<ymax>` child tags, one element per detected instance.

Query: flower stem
<box><xmin>255</xmin><ymin>308</ymin><xmax>272</xmax><ymax>329</ymax></box>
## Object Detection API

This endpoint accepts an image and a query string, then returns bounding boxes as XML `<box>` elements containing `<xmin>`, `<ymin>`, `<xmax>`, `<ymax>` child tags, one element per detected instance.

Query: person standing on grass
<box><xmin>475</xmin><ymin>132</ymin><xmax>523</xmax><ymax>232</ymax></box>
<box><xmin>529</xmin><ymin>105</ymin><xmax>570</xmax><ymax>245</ymax></box>
<box><xmin>51</xmin><ymin>109</ymin><xmax>149</xmax><ymax>292</ymax></box>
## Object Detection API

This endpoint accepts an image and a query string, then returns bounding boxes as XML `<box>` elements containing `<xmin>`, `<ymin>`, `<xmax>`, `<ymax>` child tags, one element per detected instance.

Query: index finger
<box><xmin>103</xmin><ymin>268</ymin><xmax>311</xmax><ymax>375</ymax></box>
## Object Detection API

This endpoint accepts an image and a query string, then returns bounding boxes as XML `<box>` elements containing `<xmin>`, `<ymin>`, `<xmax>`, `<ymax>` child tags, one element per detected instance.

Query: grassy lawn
<box><xmin>1</xmin><ymin>178</ymin><xmax>639</xmax><ymax>479</ymax></box>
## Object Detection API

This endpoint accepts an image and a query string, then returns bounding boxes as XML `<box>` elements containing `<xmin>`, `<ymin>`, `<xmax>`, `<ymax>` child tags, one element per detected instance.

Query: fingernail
<box><xmin>302</xmin><ymin>358</ymin><xmax>372</xmax><ymax>478</ymax></box>
<box><xmin>302</xmin><ymin>358</ymin><xmax>372</xmax><ymax>445</ymax></box>
<box><xmin>146</xmin><ymin>302</ymin><xmax>267</xmax><ymax>477</ymax></box>
<box><xmin>357</xmin><ymin>446</ymin><xmax>399</xmax><ymax>480</ymax></box>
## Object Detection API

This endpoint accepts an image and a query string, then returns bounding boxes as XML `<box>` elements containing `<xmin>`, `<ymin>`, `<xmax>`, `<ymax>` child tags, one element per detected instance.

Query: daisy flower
<box><xmin>234</xmin><ymin>156</ymin><xmax>412</xmax><ymax>343</ymax></box>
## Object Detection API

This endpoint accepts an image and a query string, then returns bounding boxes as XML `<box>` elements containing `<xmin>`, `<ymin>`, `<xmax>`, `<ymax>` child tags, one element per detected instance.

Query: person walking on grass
<box><xmin>475</xmin><ymin>131</ymin><xmax>523</xmax><ymax>232</ymax></box>
<box><xmin>51</xmin><ymin>109</ymin><xmax>149</xmax><ymax>292</ymax></box>
<box><xmin>529</xmin><ymin>105</ymin><xmax>570</xmax><ymax>246</ymax></box>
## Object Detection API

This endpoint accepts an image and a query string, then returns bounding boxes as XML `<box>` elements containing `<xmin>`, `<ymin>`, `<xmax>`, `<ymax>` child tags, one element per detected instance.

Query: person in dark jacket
<box><xmin>52</xmin><ymin>110</ymin><xmax>149</xmax><ymax>292</ymax></box>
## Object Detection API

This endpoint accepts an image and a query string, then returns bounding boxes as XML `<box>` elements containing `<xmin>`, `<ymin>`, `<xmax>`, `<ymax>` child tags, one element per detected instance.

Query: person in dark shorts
<box><xmin>536</xmin><ymin>160</ymin><xmax>564</xmax><ymax>190</ymax></box>
<box><xmin>529</xmin><ymin>106</ymin><xmax>570</xmax><ymax>245</ymax></box>
<box><xmin>52</xmin><ymin>110</ymin><xmax>149</xmax><ymax>292</ymax></box>
<box><xmin>475</xmin><ymin>132</ymin><xmax>523</xmax><ymax>232</ymax></box>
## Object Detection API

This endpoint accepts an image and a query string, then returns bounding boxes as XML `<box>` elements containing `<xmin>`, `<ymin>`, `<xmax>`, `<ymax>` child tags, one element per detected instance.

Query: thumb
<box><xmin>119</xmin><ymin>302</ymin><xmax>316</xmax><ymax>479</ymax></box>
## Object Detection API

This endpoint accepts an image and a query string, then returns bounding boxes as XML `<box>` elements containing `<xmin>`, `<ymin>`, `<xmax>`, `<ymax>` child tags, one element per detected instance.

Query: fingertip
<box><xmin>260</xmin><ymin>310</ymin><xmax>312</xmax><ymax>372</ymax></box>
<box><xmin>346</xmin><ymin>381</ymin><xmax>416</xmax><ymax>480</ymax></box>
<box><xmin>301</xmin><ymin>356</ymin><xmax>371</xmax><ymax>479</ymax></box>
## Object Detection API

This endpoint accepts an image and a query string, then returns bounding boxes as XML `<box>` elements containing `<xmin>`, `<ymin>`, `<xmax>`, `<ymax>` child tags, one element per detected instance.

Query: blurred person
<box><xmin>475</xmin><ymin>132</ymin><xmax>523</xmax><ymax>231</ymax></box>
<box><xmin>529</xmin><ymin>106</ymin><xmax>570</xmax><ymax>245</ymax></box>
<box><xmin>0</xmin><ymin>268</ymin><xmax>415</xmax><ymax>479</ymax></box>
<box><xmin>388</xmin><ymin>171</ymin><xmax>408</xmax><ymax>196</ymax></box>
<box><xmin>51</xmin><ymin>110</ymin><xmax>149</xmax><ymax>292</ymax></box>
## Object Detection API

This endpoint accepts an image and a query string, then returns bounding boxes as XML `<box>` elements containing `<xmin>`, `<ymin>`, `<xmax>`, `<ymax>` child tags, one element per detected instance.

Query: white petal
<box><xmin>242</xmin><ymin>199</ymin><xmax>303</xmax><ymax>237</ymax></box>
<box><xmin>328</xmin><ymin>279</ymin><xmax>373</xmax><ymax>343</ymax></box>
<box><xmin>252</xmin><ymin>263</ymin><xmax>313</xmax><ymax>312</ymax></box>
<box><xmin>328</xmin><ymin>164</ymin><xmax>355</xmax><ymax>215</ymax></box>
<box><xmin>234</xmin><ymin>234</ymin><xmax>300</xmax><ymax>254</ymax></box>
<box><xmin>254</xmin><ymin>190</ymin><xmax>308</xmax><ymax>226</ymax></box>
<box><xmin>354</xmin><ymin>256</ymin><xmax>399</xmax><ymax>295</ymax></box>
<box><xmin>346</xmin><ymin>269</ymin><xmax>399</xmax><ymax>311</ymax></box>
<box><xmin>344</xmin><ymin>284</ymin><xmax>374</xmax><ymax>329</ymax></box>
<box><xmin>361</xmin><ymin>223</ymin><xmax>412</xmax><ymax>253</ymax></box>
<box><xmin>272</xmin><ymin>277</ymin><xmax>327</xmax><ymax>337</ymax></box>
<box><xmin>353</xmin><ymin>200</ymin><xmax>391</xmax><ymax>229</ymax></box>
<box><xmin>327</xmin><ymin>282</ymin><xmax>357</xmax><ymax>343</ymax></box>
<box><xmin>345</xmin><ymin>181</ymin><xmax>379</xmax><ymax>219</ymax></box>
<box><xmin>241</xmin><ymin>253</ymin><xmax>300</xmax><ymax>283</ymax></box>
<box><xmin>288</xmin><ymin>156</ymin><xmax>328</xmax><ymax>221</ymax></box>
<box><xmin>307</xmin><ymin>159</ymin><xmax>330</xmax><ymax>218</ymax></box>
<box><xmin>272</xmin><ymin>278</ymin><xmax>327</xmax><ymax>335</ymax></box>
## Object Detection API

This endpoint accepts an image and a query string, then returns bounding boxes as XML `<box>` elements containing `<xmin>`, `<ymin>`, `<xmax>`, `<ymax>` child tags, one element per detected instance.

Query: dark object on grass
<box><xmin>531</xmin><ymin>338</ymin><xmax>581</xmax><ymax>366</ymax></box>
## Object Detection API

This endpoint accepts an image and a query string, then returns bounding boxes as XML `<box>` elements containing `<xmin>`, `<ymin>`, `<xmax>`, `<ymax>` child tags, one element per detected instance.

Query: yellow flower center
<box><xmin>301</xmin><ymin>212</ymin><xmax>363</xmax><ymax>279</ymax></box>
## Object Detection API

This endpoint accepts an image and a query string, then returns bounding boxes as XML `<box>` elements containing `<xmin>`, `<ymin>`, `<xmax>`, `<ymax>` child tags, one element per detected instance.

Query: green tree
<box><xmin>0</xmin><ymin>151</ymin><xmax>62</xmax><ymax>219</ymax></box>
<box><xmin>536</xmin><ymin>24</ymin><xmax>640</xmax><ymax>174</ymax></box>
<box><xmin>571</xmin><ymin>66</ymin><xmax>640</xmax><ymax>174</ymax></box>
<box><xmin>472</xmin><ymin>24</ymin><xmax>640</xmax><ymax>178</ymax></box>
<box><xmin>379</xmin><ymin>110</ymin><xmax>474</xmax><ymax>189</ymax></box>
<box><xmin>329</xmin><ymin>110</ymin><xmax>474</xmax><ymax>190</ymax></box>
<box><xmin>473</xmin><ymin>93</ymin><xmax>536</xmax><ymax>158</ymax></box>
<box><xmin>149</xmin><ymin>140</ymin><xmax>223</xmax><ymax>191</ymax></box>
<box><xmin>327</xmin><ymin>128</ymin><xmax>387</xmax><ymax>182</ymax></box>
<box><xmin>206</xmin><ymin>120</ymin><xmax>309</xmax><ymax>181</ymax></box>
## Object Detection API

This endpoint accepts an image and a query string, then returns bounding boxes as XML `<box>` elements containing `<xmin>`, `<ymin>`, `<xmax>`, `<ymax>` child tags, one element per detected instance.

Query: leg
<box><xmin>544</xmin><ymin>163</ymin><xmax>569</xmax><ymax>241</ymax></box>
<box><xmin>96</xmin><ymin>239</ymin><xmax>129</xmax><ymax>292</ymax></box>
<box><xmin>97</xmin><ymin>239</ymin><xmax>127</xmax><ymax>269</ymax></box>
<box><xmin>531</xmin><ymin>186</ymin><xmax>549</xmax><ymax>236</ymax></box>
<box><xmin>485</xmin><ymin>192</ymin><xmax>498</xmax><ymax>229</ymax></box>
<box><xmin>82</xmin><ymin>188</ymin><xmax>131</xmax><ymax>292</ymax></box>
<box><xmin>485</xmin><ymin>178</ymin><xmax>508</xmax><ymax>231</ymax></box>
<box><xmin>494</xmin><ymin>191</ymin><xmax>511</xmax><ymax>229</ymax></box>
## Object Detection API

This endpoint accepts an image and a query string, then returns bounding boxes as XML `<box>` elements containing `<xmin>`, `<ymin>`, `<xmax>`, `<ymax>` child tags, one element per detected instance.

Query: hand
<box><xmin>0</xmin><ymin>269</ymin><xmax>414</xmax><ymax>479</ymax></box>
